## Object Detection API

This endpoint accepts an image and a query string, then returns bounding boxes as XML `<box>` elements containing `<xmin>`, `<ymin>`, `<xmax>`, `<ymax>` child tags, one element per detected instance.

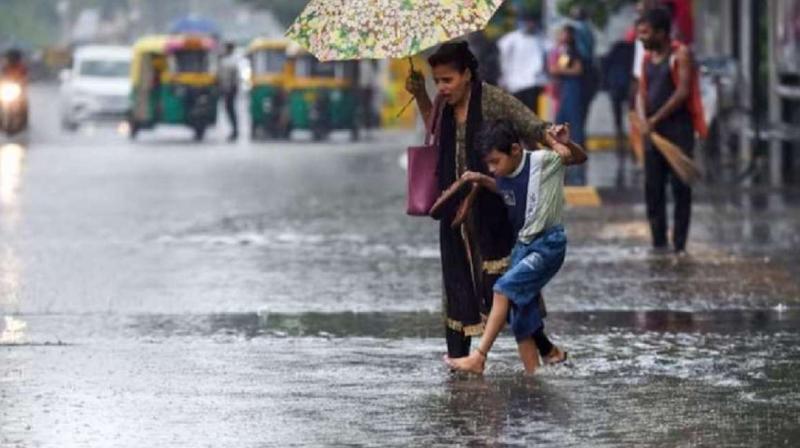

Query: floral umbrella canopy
<box><xmin>285</xmin><ymin>0</ymin><xmax>505</xmax><ymax>61</ymax></box>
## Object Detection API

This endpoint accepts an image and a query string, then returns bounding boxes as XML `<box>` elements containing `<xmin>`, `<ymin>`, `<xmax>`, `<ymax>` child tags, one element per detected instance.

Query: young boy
<box><xmin>445</xmin><ymin>119</ymin><xmax>587</xmax><ymax>374</ymax></box>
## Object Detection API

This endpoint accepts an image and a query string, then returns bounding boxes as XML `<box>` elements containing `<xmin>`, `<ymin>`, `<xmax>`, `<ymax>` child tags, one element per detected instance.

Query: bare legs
<box><xmin>444</xmin><ymin>293</ymin><xmax>510</xmax><ymax>374</ymax></box>
<box><xmin>516</xmin><ymin>338</ymin><xmax>541</xmax><ymax>374</ymax></box>
<box><xmin>444</xmin><ymin>292</ymin><xmax>565</xmax><ymax>374</ymax></box>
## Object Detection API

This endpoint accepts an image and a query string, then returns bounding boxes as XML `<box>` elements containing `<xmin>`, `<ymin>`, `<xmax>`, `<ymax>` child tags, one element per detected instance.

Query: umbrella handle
<box><xmin>396</xmin><ymin>97</ymin><xmax>415</xmax><ymax>118</ymax></box>
<box><xmin>398</xmin><ymin>57</ymin><xmax>418</xmax><ymax>118</ymax></box>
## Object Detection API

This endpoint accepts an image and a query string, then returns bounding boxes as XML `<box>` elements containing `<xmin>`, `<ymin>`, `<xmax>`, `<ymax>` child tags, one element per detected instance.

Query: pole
<box><xmin>750</xmin><ymin>0</ymin><xmax>762</xmax><ymax>182</ymax></box>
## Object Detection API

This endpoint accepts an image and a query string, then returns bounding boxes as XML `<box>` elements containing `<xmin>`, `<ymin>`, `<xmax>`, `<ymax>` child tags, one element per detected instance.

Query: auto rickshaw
<box><xmin>129</xmin><ymin>34</ymin><xmax>218</xmax><ymax>141</ymax></box>
<box><xmin>284</xmin><ymin>46</ymin><xmax>360</xmax><ymax>141</ymax></box>
<box><xmin>246</xmin><ymin>38</ymin><xmax>290</xmax><ymax>139</ymax></box>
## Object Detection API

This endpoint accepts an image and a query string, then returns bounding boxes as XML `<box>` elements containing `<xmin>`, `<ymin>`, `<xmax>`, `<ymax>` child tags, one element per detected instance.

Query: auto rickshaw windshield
<box><xmin>295</xmin><ymin>55</ymin><xmax>335</xmax><ymax>78</ymax></box>
<box><xmin>252</xmin><ymin>51</ymin><xmax>287</xmax><ymax>75</ymax></box>
<box><xmin>170</xmin><ymin>49</ymin><xmax>214</xmax><ymax>73</ymax></box>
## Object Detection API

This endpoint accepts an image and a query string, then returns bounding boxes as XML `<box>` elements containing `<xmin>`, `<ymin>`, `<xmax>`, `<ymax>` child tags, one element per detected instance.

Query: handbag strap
<box><xmin>423</xmin><ymin>95</ymin><xmax>444</xmax><ymax>147</ymax></box>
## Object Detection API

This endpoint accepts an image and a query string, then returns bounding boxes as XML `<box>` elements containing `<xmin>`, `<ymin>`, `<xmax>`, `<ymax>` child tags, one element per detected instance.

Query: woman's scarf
<box><xmin>436</xmin><ymin>80</ymin><xmax>514</xmax><ymax>261</ymax></box>
<box><xmin>437</xmin><ymin>79</ymin><xmax>484</xmax><ymax>190</ymax></box>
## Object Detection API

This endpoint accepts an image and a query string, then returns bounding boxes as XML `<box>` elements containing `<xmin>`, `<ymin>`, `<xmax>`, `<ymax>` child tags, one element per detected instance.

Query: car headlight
<box><xmin>0</xmin><ymin>82</ymin><xmax>22</xmax><ymax>104</ymax></box>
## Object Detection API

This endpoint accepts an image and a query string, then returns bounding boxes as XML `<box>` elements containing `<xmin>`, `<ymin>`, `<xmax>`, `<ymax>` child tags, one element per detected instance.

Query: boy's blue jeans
<box><xmin>493</xmin><ymin>225</ymin><xmax>567</xmax><ymax>340</ymax></box>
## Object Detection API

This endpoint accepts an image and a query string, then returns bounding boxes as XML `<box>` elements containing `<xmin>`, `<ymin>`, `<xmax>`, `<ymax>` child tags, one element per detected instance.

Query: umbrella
<box><xmin>169</xmin><ymin>16</ymin><xmax>221</xmax><ymax>36</ymax></box>
<box><xmin>285</xmin><ymin>0</ymin><xmax>505</xmax><ymax>61</ymax></box>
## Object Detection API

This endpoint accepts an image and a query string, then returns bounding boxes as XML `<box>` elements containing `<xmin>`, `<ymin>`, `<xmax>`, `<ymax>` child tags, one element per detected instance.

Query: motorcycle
<box><xmin>0</xmin><ymin>77</ymin><xmax>28</xmax><ymax>136</ymax></box>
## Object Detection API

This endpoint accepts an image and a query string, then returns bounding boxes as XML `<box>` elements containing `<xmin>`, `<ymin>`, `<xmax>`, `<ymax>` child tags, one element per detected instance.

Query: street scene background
<box><xmin>2</xmin><ymin>0</ymin><xmax>800</xmax><ymax>446</ymax></box>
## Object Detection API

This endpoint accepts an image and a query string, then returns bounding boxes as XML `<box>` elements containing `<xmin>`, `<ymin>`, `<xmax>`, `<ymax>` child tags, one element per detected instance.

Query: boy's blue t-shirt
<box><xmin>497</xmin><ymin>153</ymin><xmax>531</xmax><ymax>238</ymax></box>
<box><xmin>496</xmin><ymin>150</ymin><xmax>565</xmax><ymax>243</ymax></box>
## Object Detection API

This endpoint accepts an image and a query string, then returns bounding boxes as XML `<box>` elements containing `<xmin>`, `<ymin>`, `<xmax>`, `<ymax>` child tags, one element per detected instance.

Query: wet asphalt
<box><xmin>1</xmin><ymin>84</ymin><xmax>799</xmax><ymax>447</ymax></box>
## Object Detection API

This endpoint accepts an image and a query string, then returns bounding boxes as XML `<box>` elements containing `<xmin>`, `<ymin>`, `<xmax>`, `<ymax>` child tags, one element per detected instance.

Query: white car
<box><xmin>59</xmin><ymin>45</ymin><xmax>131</xmax><ymax>131</ymax></box>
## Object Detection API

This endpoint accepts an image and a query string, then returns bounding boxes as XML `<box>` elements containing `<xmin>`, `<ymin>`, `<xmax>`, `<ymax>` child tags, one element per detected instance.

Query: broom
<box><xmin>627</xmin><ymin>111</ymin><xmax>645</xmax><ymax>166</ymax></box>
<box><xmin>629</xmin><ymin>113</ymin><xmax>702</xmax><ymax>185</ymax></box>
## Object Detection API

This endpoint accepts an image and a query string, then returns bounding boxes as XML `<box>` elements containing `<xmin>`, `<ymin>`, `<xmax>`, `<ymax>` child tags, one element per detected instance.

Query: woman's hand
<box><xmin>547</xmin><ymin>123</ymin><xmax>571</xmax><ymax>145</ymax></box>
<box><xmin>405</xmin><ymin>70</ymin><xmax>427</xmax><ymax>99</ymax></box>
<box><xmin>462</xmin><ymin>170</ymin><xmax>499</xmax><ymax>193</ymax></box>
<box><xmin>461</xmin><ymin>171</ymin><xmax>485</xmax><ymax>184</ymax></box>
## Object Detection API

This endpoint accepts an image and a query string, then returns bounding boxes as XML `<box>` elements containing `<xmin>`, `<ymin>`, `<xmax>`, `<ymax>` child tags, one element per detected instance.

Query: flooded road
<box><xmin>1</xmin><ymin>85</ymin><xmax>799</xmax><ymax>446</ymax></box>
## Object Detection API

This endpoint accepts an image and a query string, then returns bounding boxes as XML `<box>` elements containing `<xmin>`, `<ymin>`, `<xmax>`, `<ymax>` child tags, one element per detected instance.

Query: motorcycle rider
<box><xmin>1</xmin><ymin>49</ymin><xmax>28</xmax><ymax>84</ymax></box>
<box><xmin>1</xmin><ymin>48</ymin><xmax>29</xmax><ymax>133</ymax></box>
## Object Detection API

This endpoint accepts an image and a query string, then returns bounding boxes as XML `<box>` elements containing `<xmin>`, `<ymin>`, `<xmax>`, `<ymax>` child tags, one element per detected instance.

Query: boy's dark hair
<box><xmin>480</xmin><ymin>120</ymin><xmax>520</xmax><ymax>157</ymax></box>
<box><xmin>428</xmin><ymin>41</ymin><xmax>480</xmax><ymax>77</ymax></box>
<box><xmin>638</xmin><ymin>7</ymin><xmax>672</xmax><ymax>35</ymax></box>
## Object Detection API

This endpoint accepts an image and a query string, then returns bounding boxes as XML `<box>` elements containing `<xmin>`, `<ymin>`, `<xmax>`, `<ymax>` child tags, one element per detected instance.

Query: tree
<box><xmin>557</xmin><ymin>0</ymin><xmax>637</xmax><ymax>28</ymax></box>
<box><xmin>236</xmin><ymin>0</ymin><xmax>306</xmax><ymax>26</ymax></box>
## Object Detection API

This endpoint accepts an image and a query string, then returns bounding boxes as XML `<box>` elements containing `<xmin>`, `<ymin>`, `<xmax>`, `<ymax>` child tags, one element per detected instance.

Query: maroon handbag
<box><xmin>406</xmin><ymin>96</ymin><xmax>444</xmax><ymax>216</ymax></box>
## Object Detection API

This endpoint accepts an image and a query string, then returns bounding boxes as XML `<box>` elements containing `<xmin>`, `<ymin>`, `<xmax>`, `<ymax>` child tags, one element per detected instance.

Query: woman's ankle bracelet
<box><xmin>475</xmin><ymin>347</ymin><xmax>488</xmax><ymax>358</ymax></box>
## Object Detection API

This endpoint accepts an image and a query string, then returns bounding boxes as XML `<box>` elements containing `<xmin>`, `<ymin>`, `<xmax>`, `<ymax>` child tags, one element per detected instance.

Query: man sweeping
<box><xmin>636</xmin><ymin>7</ymin><xmax>706</xmax><ymax>254</ymax></box>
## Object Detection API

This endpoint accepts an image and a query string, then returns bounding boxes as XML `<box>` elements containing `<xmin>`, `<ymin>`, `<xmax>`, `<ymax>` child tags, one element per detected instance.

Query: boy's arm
<box><xmin>461</xmin><ymin>171</ymin><xmax>499</xmax><ymax>194</ymax></box>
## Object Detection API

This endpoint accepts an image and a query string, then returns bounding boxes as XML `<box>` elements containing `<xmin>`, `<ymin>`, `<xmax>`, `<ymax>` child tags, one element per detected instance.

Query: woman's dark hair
<box><xmin>480</xmin><ymin>120</ymin><xmax>520</xmax><ymax>157</ymax></box>
<box><xmin>560</xmin><ymin>25</ymin><xmax>579</xmax><ymax>59</ymax></box>
<box><xmin>427</xmin><ymin>41</ymin><xmax>479</xmax><ymax>77</ymax></box>
<box><xmin>638</xmin><ymin>6</ymin><xmax>672</xmax><ymax>35</ymax></box>
<box><xmin>561</xmin><ymin>24</ymin><xmax>577</xmax><ymax>45</ymax></box>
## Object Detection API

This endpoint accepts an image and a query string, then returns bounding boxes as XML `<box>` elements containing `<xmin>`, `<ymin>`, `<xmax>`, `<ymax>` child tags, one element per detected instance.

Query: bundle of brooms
<box><xmin>628</xmin><ymin>111</ymin><xmax>702</xmax><ymax>185</ymax></box>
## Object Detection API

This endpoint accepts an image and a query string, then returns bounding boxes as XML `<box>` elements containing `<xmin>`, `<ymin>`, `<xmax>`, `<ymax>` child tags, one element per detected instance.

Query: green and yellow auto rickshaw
<box><xmin>285</xmin><ymin>46</ymin><xmax>360</xmax><ymax>141</ymax></box>
<box><xmin>129</xmin><ymin>34</ymin><xmax>218</xmax><ymax>141</ymax></box>
<box><xmin>246</xmin><ymin>38</ymin><xmax>290</xmax><ymax>139</ymax></box>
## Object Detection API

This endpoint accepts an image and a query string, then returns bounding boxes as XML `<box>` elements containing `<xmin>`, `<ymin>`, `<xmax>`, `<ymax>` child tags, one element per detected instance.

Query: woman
<box><xmin>550</xmin><ymin>25</ymin><xmax>587</xmax><ymax>185</ymax></box>
<box><xmin>406</xmin><ymin>42</ymin><xmax>565</xmax><ymax>363</ymax></box>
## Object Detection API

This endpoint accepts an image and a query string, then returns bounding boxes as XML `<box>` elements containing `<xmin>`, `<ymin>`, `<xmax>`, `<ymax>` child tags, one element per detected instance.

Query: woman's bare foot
<box><xmin>543</xmin><ymin>345</ymin><xmax>568</xmax><ymax>365</ymax></box>
<box><xmin>443</xmin><ymin>351</ymin><xmax>486</xmax><ymax>374</ymax></box>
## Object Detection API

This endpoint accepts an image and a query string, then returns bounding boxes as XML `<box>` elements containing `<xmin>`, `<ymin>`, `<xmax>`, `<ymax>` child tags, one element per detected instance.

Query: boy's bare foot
<box><xmin>543</xmin><ymin>345</ymin><xmax>568</xmax><ymax>365</ymax></box>
<box><xmin>443</xmin><ymin>351</ymin><xmax>486</xmax><ymax>374</ymax></box>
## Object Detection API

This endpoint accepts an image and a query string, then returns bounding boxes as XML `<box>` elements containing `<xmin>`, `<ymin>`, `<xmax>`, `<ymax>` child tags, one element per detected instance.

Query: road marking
<box><xmin>565</xmin><ymin>186</ymin><xmax>602</xmax><ymax>207</ymax></box>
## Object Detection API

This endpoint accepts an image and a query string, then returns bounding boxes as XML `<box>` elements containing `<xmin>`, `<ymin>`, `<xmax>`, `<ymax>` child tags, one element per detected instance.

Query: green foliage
<box><xmin>485</xmin><ymin>1</ymin><xmax>543</xmax><ymax>40</ymax></box>
<box><xmin>556</xmin><ymin>0</ymin><xmax>637</xmax><ymax>28</ymax></box>
<box><xmin>237</xmin><ymin>0</ymin><xmax>307</xmax><ymax>26</ymax></box>
<box><xmin>515</xmin><ymin>0</ymin><xmax>544</xmax><ymax>16</ymax></box>
<box><xmin>0</xmin><ymin>0</ymin><xmax>59</xmax><ymax>47</ymax></box>
<box><xmin>0</xmin><ymin>0</ymin><xmax>133</xmax><ymax>47</ymax></box>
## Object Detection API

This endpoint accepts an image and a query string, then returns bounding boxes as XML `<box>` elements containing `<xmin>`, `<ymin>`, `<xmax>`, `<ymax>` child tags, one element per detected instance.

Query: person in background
<box><xmin>497</xmin><ymin>10</ymin><xmax>549</xmax><ymax>116</ymax></box>
<box><xmin>1</xmin><ymin>49</ymin><xmax>28</xmax><ymax>84</ymax></box>
<box><xmin>568</xmin><ymin>6</ymin><xmax>595</xmax><ymax>64</ymax></box>
<box><xmin>636</xmin><ymin>7</ymin><xmax>706</xmax><ymax>253</ymax></box>
<box><xmin>630</xmin><ymin>0</ymin><xmax>670</xmax><ymax>108</ymax></box>
<box><xmin>549</xmin><ymin>25</ymin><xmax>586</xmax><ymax>185</ymax></box>
<box><xmin>602</xmin><ymin>38</ymin><xmax>635</xmax><ymax>185</ymax></box>
<box><xmin>358</xmin><ymin>60</ymin><xmax>380</xmax><ymax>139</ymax></box>
<box><xmin>569</xmin><ymin>5</ymin><xmax>597</xmax><ymax>127</ymax></box>
<box><xmin>468</xmin><ymin>31</ymin><xmax>501</xmax><ymax>87</ymax></box>
<box><xmin>219</xmin><ymin>42</ymin><xmax>240</xmax><ymax>142</ymax></box>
